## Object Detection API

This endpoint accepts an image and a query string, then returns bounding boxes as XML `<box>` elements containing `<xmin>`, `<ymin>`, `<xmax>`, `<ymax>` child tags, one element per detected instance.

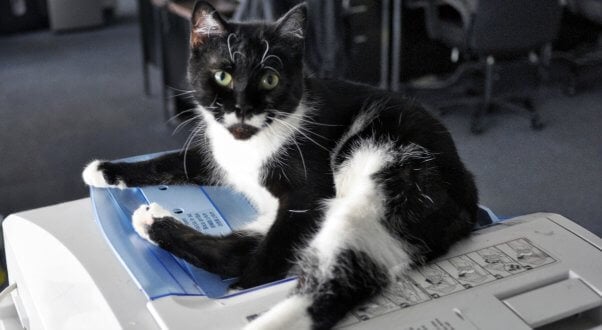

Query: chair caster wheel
<box><xmin>531</xmin><ymin>118</ymin><xmax>545</xmax><ymax>130</ymax></box>
<box><xmin>470</xmin><ymin>122</ymin><xmax>485</xmax><ymax>134</ymax></box>
<box><xmin>564</xmin><ymin>85</ymin><xmax>576</xmax><ymax>97</ymax></box>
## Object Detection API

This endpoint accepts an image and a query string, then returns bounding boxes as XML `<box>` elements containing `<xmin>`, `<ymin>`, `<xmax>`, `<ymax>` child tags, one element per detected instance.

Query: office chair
<box><xmin>557</xmin><ymin>0</ymin><xmax>602</xmax><ymax>95</ymax></box>
<box><xmin>418</xmin><ymin>0</ymin><xmax>563</xmax><ymax>134</ymax></box>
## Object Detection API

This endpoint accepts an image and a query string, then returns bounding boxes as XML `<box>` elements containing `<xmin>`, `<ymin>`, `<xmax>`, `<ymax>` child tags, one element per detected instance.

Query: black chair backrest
<box><xmin>470</xmin><ymin>0</ymin><xmax>562</xmax><ymax>55</ymax></box>
<box><xmin>567</xmin><ymin>0</ymin><xmax>602</xmax><ymax>25</ymax></box>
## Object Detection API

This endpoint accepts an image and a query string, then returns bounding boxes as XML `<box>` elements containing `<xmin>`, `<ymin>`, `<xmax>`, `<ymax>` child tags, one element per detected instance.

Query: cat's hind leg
<box><xmin>246</xmin><ymin>139</ymin><xmax>416</xmax><ymax>330</ymax></box>
<box><xmin>132</xmin><ymin>203</ymin><xmax>262</xmax><ymax>278</ymax></box>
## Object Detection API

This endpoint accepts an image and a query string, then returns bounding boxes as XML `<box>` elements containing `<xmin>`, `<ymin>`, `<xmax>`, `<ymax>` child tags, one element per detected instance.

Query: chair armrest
<box><xmin>422</xmin><ymin>0</ymin><xmax>475</xmax><ymax>40</ymax></box>
<box><xmin>440</xmin><ymin>0</ymin><xmax>476</xmax><ymax>30</ymax></box>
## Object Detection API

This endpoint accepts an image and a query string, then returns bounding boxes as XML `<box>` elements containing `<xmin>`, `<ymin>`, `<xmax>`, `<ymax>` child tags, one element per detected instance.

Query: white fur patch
<box><xmin>223</xmin><ymin>112</ymin><xmax>238</xmax><ymax>126</ymax></box>
<box><xmin>330</xmin><ymin>106</ymin><xmax>380</xmax><ymax>170</ymax></box>
<box><xmin>199</xmin><ymin>104</ymin><xmax>308</xmax><ymax>234</ymax></box>
<box><xmin>223</xmin><ymin>112</ymin><xmax>267</xmax><ymax>129</ymax></box>
<box><xmin>131</xmin><ymin>203</ymin><xmax>173</xmax><ymax>243</ymax></box>
<box><xmin>333</xmin><ymin>141</ymin><xmax>394</xmax><ymax>198</ymax></box>
<box><xmin>312</xmin><ymin>141</ymin><xmax>412</xmax><ymax>278</ymax></box>
<box><xmin>246</xmin><ymin>113</ymin><xmax>267</xmax><ymax>129</ymax></box>
<box><xmin>244</xmin><ymin>295</ymin><xmax>312</xmax><ymax>330</ymax></box>
<box><xmin>82</xmin><ymin>160</ymin><xmax>126</xmax><ymax>189</ymax></box>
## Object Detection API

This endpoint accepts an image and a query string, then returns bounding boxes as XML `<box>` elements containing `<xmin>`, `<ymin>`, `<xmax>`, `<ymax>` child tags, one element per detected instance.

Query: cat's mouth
<box><xmin>227</xmin><ymin>124</ymin><xmax>259</xmax><ymax>140</ymax></box>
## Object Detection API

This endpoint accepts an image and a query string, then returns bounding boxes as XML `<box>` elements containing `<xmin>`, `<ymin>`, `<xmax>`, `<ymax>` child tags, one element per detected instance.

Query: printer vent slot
<box><xmin>535</xmin><ymin>306</ymin><xmax>601</xmax><ymax>330</ymax></box>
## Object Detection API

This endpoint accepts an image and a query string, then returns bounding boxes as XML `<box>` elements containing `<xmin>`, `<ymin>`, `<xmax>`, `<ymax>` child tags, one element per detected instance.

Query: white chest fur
<box><xmin>200</xmin><ymin>107</ymin><xmax>305</xmax><ymax>234</ymax></box>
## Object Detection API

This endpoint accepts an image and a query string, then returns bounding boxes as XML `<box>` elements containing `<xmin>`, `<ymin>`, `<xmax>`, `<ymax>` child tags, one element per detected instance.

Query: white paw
<box><xmin>132</xmin><ymin>203</ymin><xmax>174</xmax><ymax>243</ymax></box>
<box><xmin>82</xmin><ymin>160</ymin><xmax>126</xmax><ymax>189</ymax></box>
<box><xmin>243</xmin><ymin>296</ymin><xmax>313</xmax><ymax>330</ymax></box>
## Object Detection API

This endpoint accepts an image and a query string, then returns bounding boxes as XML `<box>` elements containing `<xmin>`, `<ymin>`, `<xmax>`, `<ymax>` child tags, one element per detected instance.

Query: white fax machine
<box><xmin>2</xmin><ymin>197</ymin><xmax>602</xmax><ymax>329</ymax></box>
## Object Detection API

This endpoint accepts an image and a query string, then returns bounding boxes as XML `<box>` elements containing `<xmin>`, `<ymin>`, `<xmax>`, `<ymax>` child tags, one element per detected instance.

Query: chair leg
<box><xmin>566</xmin><ymin>63</ymin><xmax>578</xmax><ymax>96</ymax></box>
<box><xmin>143</xmin><ymin>63</ymin><xmax>151</xmax><ymax>96</ymax></box>
<box><xmin>537</xmin><ymin>44</ymin><xmax>552</xmax><ymax>84</ymax></box>
<box><xmin>470</xmin><ymin>106</ymin><xmax>486</xmax><ymax>134</ymax></box>
<box><xmin>471</xmin><ymin>57</ymin><xmax>494</xmax><ymax>134</ymax></box>
<box><xmin>162</xmin><ymin>86</ymin><xmax>170</xmax><ymax>122</ymax></box>
<box><xmin>522</xmin><ymin>99</ymin><xmax>545</xmax><ymax>130</ymax></box>
<box><xmin>157</xmin><ymin>6</ymin><xmax>172</xmax><ymax>122</ymax></box>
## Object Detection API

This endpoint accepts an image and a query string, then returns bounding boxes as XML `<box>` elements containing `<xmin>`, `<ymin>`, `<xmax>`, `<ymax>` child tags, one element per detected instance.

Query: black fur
<box><xmin>85</xmin><ymin>2</ymin><xmax>478</xmax><ymax>328</ymax></box>
<box><xmin>297</xmin><ymin>249</ymin><xmax>390</xmax><ymax>330</ymax></box>
<box><xmin>149</xmin><ymin>218</ymin><xmax>262</xmax><ymax>277</ymax></box>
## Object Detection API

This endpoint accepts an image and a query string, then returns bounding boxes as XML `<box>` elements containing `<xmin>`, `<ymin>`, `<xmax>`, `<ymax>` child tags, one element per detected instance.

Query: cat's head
<box><xmin>188</xmin><ymin>1</ymin><xmax>306</xmax><ymax>140</ymax></box>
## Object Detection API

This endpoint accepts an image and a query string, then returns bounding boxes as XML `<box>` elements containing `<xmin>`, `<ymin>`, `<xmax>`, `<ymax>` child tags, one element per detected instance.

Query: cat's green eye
<box><xmin>214</xmin><ymin>70</ymin><xmax>233</xmax><ymax>88</ymax></box>
<box><xmin>260</xmin><ymin>72</ymin><xmax>279</xmax><ymax>90</ymax></box>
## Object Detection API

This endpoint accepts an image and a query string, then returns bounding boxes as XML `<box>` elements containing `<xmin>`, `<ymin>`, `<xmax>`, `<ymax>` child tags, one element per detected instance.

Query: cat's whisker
<box><xmin>204</xmin><ymin>95</ymin><xmax>220</xmax><ymax>110</ymax></box>
<box><xmin>172</xmin><ymin>113</ymin><xmax>202</xmax><ymax>135</ymax></box>
<box><xmin>271</xmin><ymin>112</ymin><xmax>305</xmax><ymax>121</ymax></box>
<box><xmin>272</xmin><ymin>117</ymin><xmax>330</xmax><ymax>152</ymax></box>
<box><xmin>184</xmin><ymin>118</ymin><xmax>198</xmax><ymax>147</ymax></box>
<box><xmin>291</xmin><ymin>138</ymin><xmax>308</xmax><ymax>179</ymax></box>
<box><xmin>270</xmin><ymin>123</ymin><xmax>310</xmax><ymax>180</ymax></box>
<box><xmin>167</xmin><ymin>85</ymin><xmax>195</xmax><ymax>94</ymax></box>
<box><xmin>270</xmin><ymin>113</ymin><xmax>332</xmax><ymax>141</ymax></box>
<box><xmin>165</xmin><ymin>108</ymin><xmax>197</xmax><ymax>124</ymax></box>
<box><xmin>289</xmin><ymin>122</ymin><xmax>331</xmax><ymax>141</ymax></box>
<box><xmin>264</xmin><ymin>125</ymin><xmax>294</xmax><ymax>183</ymax></box>
<box><xmin>268</xmin><ymin>109</ymin><xmax>342</xmax><ymax>127</ymax></box>
<box><xmin>182</xmin><ymin>125</ymin><xmax>203</xmax><ymax>179</ymax></box>
<box><xmin>169</xmin><ymin>90</ymin><xmax>196</xmax><ymax>99</ymax></box>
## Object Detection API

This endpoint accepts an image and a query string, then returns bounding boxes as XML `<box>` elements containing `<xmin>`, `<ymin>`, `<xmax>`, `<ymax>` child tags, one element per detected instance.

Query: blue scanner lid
<box><xmin>91</xmin><ymin>184</ymin><xmax>260</xmax><ymax>300</ymax></box>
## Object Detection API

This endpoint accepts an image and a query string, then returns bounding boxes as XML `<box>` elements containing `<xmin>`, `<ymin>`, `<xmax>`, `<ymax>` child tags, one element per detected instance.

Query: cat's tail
<box><xmin>245</xmin><ymin>139</ymin><xmax>420</xmax><ymax>330</ymax></box>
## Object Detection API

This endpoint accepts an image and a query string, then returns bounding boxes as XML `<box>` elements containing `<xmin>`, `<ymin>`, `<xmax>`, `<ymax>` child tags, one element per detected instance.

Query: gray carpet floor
<box><xmin>432</xmin><ymin>85</ymin><xmax>602</xmax><ymax>235</ymax></box>
<box><xmin>1</xmin><ymin>6</ymin><xmax>601</xmax><ymax>237</ymax></box>
<box><xmin>0</xmin><ymin>9</ymin><xmax>185</xmax><ymax>217</ymax></box>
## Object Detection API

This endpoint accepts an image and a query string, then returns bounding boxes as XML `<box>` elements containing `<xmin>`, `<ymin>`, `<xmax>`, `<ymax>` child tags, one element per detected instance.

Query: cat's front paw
<box><xmin>82</xmin><ymin>160</ymin><xmax>127</xmax><ymax>189</ymax></box>
<box><xmin>132</xmin><ymin>203</ymin><xmax>174</xmax><ymax>243</ymax></box>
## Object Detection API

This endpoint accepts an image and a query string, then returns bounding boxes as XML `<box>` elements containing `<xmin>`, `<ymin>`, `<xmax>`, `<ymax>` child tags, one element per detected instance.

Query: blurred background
<box><xmin>1</xmin><ymin>0</ymin><xmax>601</xmax><ymax>286</ymax></box>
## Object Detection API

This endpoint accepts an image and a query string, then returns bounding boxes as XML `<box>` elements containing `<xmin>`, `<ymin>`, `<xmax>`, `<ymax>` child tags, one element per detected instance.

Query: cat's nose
<box><xmin>234</xmin><ymin>104</ymin><xmax>253</xmax><ymax>117</ymax></box>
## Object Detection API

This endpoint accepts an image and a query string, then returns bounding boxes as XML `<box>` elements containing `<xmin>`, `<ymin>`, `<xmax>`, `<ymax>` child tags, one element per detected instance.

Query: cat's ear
<box><xmin>275</xmin><ymin>3</ymin><xmax>307</xmax><ymax>41</ymax></box>
<box><xmin>190</xmin><ymin>1</ymin><xmax>227</xmax><ymax>48</ymax></box>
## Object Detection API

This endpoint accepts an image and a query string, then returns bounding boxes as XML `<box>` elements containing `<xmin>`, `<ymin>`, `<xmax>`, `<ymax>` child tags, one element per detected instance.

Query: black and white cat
<box><xmin>83</xmin><ymin>2</ymin><xmax>478</xmax><ymax>329</ymax></box>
